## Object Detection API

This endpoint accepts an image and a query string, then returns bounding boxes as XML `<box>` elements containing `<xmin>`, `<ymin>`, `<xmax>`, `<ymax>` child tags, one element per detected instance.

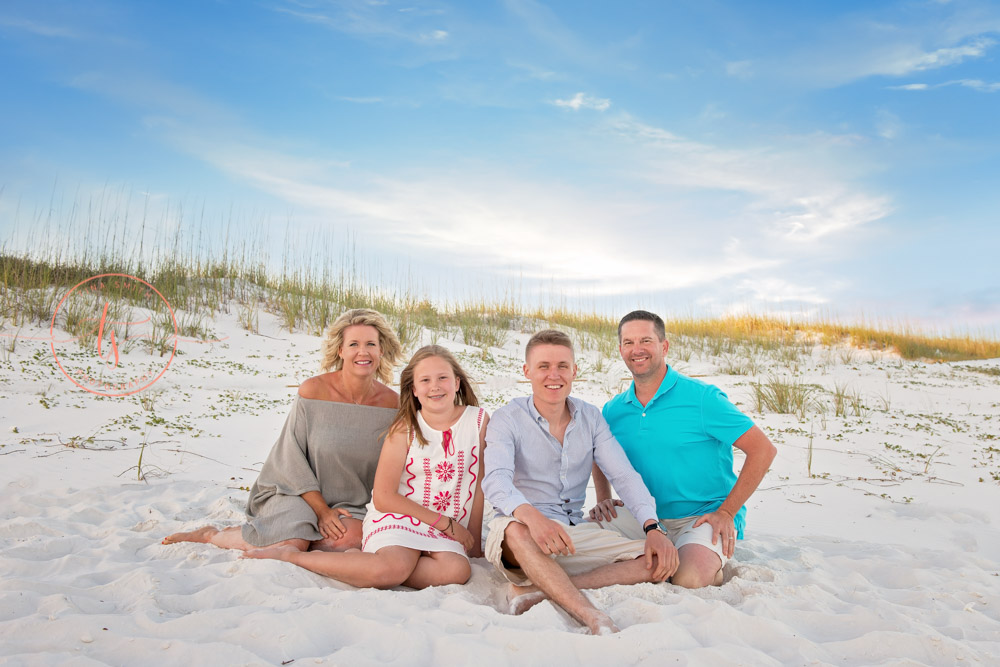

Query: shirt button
<box><xmin>642</xmin><ymin>413</ymin><xmax>646</xmax><ymax>417</ymax></box>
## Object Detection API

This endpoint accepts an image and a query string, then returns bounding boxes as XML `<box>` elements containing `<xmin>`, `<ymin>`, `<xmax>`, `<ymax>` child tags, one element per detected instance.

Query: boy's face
<box><xmin>523</xmin><ymin>343</ymin><xmax>577</xmax><ymax>409</ymax></box>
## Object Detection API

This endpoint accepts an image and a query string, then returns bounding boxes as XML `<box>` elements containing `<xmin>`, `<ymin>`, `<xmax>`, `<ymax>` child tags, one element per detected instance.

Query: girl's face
<box><xmin>411</xmin><ymin>355</ymin><xmax>460</xmax><ymax>410</ymax></box>
<box><xmin>339</xmin><ymin>325</ymin><xmax>381</xmax><ymax>377</ymax></box>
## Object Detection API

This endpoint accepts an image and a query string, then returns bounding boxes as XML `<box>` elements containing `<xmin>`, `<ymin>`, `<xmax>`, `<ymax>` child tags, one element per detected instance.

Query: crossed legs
<box><xmin>242</xmin><ymin>545</ymin><xmax>471</xmax><ymax>590</ymax></box>
<box><xmin>500</xmin><ymin>521</ymin><xmax>662</xmax><ymax>635</ymax></box>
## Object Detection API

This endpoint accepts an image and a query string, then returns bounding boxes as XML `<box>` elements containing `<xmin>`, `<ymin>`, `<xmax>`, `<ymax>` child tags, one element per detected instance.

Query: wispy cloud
<box><xmin>725</xmin><ymin>60</ymin><xmax>753</xmax><ymax>79</ymax></box>
<box><xmin>890</xmin><ymin>78</ymin><xmax>1000</xmax><ymax>93</ymax></box>
<box><xmin>0</xmin><ymin>15</ymin><xmax>81</xmax><ymax>38</ymax></box>
<box><xmin>551</xmin><ymin>92</ymin><xmax>610</xmax><ymax>111</ymax></box>
<box><xmin>271</xmin><ymin>0</ymin><xmax>452</xmax><ymax>48</ymax></box>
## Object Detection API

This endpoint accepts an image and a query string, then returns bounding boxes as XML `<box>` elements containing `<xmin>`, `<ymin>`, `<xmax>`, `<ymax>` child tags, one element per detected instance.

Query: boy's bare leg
<box><xmin>507</xmin><ymin>553</ymin><xmax>660</xmax><ymax>614</ymax></box>
<box><xmin>502</xmin><ymin>522</ymin><xmax>620</xmax><ymax>635</ymax></box>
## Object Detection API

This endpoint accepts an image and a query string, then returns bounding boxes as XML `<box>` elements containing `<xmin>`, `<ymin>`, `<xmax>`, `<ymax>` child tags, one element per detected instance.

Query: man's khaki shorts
<box><xmin>485</xmin><ymin>510</ymin><xmax>648</xmax><ymax>586</ymax></box>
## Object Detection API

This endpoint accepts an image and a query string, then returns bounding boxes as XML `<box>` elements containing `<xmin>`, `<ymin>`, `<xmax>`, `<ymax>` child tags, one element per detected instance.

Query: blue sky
<box><xmin>2</xmin><ymin>0</ymin><xmax>999</xmax><ymax>330</ymax></box>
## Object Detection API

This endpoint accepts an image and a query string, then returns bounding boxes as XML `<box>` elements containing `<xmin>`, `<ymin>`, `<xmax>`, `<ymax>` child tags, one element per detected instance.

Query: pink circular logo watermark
<box><xmin>50</xmin><ymin>273</ymin><xmax>177</xmax><ymax>397</ymax></box>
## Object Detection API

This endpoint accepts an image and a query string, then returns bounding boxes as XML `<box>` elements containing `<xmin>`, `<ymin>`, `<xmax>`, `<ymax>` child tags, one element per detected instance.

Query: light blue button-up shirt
<box><xmin>483</xmin><ymin>396</ymin><xmax>657</xmax><ymax>526</ymax></box>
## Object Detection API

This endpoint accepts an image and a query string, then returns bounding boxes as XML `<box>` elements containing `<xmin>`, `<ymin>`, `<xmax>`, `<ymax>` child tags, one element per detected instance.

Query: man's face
<box><xmin>523</xmin><ymin>343</ymin><xmax>577</xmax><ymax>409</ymax></box>
<box><xmin>619</xmin><ymin>320</ymin><xmax>669</xmax><ymax>380</ymax></box>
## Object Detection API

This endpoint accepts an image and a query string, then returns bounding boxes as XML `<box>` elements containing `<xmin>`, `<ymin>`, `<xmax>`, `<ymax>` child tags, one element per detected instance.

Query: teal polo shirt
<box><xmin>602</xmin><ymin>366</ymin><xmax>755</xmax><ymax>538</ymax></box>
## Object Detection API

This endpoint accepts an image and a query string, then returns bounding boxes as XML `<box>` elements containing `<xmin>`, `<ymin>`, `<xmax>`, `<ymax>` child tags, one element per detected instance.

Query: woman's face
<box><xmin>339</xmin><ymin>324</ymin><xmax>382</xmax><ymax>377</ymax></box>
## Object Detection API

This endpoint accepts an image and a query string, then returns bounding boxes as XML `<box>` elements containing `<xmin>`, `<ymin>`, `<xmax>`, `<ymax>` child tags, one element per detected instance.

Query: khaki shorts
<box><xmin>659</xmin><ymin>517</ymin><xmax>728</xmax><ymax>567</ymax></box>
<box><xmin>485</xmin><ymin>510</ymin><xmax>648</xmax><ymax>586</ymax></box>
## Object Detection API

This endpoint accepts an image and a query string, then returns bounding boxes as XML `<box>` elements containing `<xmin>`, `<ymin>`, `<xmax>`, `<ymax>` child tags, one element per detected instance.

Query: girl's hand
<box><xmin>444</xmin><ymin>519</ymin><xmax>476</xmax><ymax>554</ymax></box>
<box><xmin>317</xmin><ymin>507</ymin><xmax>353</xmax><ymax>540</ymax></box>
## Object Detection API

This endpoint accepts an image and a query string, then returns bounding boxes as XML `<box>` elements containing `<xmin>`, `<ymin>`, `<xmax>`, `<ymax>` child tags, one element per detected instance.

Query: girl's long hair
<box><xmin>389</xmin><ymin>345</ymin><xmax>479</xmax><ymax>448</ymax></box>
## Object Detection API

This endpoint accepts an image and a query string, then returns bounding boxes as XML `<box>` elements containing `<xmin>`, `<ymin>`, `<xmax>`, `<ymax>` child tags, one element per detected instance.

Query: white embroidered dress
<box><xmin>361</xmin><ymin>405</ymin><xmax>485</xmax><ymax>558</ymax></box>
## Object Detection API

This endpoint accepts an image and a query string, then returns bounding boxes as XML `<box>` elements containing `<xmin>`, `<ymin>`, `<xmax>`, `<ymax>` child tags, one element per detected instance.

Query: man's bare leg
<box><xmin>670</xmin><ymin>544</ymin><xmax>723</xmax><ymax>589</ymax></box>
<box><xmin>502</xmin><ymin>522</ymin><xmax>627</xmax><ymax>635</ymax></box>
<box><xmin>162</xmin><ymin>525</ymin><xmax>309</xmax><ymax>553</ymax></box>
<box><xmin>243</xmin><ymin>544</ymin><xmax>423</xmax><ymax>589</ymax></box>
<box><xmin>507</xmin><ymin>552</ymin><xmax>660</xmax><ymax>615</ymax></box>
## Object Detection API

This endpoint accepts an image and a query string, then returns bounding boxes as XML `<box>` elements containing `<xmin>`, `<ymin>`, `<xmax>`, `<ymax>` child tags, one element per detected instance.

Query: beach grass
<box><xmin>2</xmin><ymin>205</ymin><xmax>999</xmax><ymax>362</ymax></box>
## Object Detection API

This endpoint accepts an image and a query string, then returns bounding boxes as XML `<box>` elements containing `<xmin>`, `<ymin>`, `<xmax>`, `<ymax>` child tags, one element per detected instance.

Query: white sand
<box><xmin>2</xmin><ymin>309</ymin><xmax>999</xmax><ymax>665</ymax></box>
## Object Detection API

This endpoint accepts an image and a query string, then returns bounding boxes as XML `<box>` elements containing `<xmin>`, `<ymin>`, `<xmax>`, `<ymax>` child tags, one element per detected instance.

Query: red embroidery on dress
<box><xmin>435</xmin><ymin>460</ymin><xmax>455</xmax><ymax>482</ymax></box>
<box><xmin>476</xmin><ymin>407</ymin><xmax>484</xmax><ymax>430</ymax></box>
<box><xmin>363</xmin><ymin>524</ymin><xmax>452</xmax><ymax>550</ymax></box>
<box><xmin>422</xmin><ymin>457</ymin><xmax>432</xmax><ymax>507</ymax></box>
<box><xmin>461</xmin><ymin>442</ymin><xmax>478</xmax><ymax>523</ymax></box>
<box><xmin>370</xmin><ymin>513</ymin><xmax>420</xmax><ymax>526</ymax></box>
<box><xmin>432</xmin><ymin>490</ymin><xmax>452</xmax><ymax>512</ymax></box>
<box><xmin>404</xmin><ymin>457</ymin><xmax>416</xmax><ymax>497</ymax></box>
<box><xmin>442</xmin><ymin>428</ymin><xmax>455</xmax><ymax>456</ymax></box>
<box><xmin>452</xmin><ymin>450</ymin><xmax>465</xmax><ymax>518</ymax></box>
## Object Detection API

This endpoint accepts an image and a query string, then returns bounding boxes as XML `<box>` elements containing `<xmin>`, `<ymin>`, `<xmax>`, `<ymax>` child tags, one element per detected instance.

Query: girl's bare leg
<box><xmin>162</xmin><ymin>526</ymin><xmax>309</xmax><ymax>552</ymax></box>
<box><xmin>402</xmin><ymin>551</ymin><xmax>471</xmax><ymax>589</ymax></box>
<box><xmin>243</xmin><ymin>544</ymin><xmax>421</xmax><ymax>589</ymax></box>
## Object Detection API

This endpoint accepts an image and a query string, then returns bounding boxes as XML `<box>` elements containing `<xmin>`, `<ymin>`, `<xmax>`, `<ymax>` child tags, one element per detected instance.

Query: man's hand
<box><xmin>316</xmin><ymin>507</ymin><xmax>353</xmax><ymax>540</ymax></box>
<box><xmin>524</xmin><ymin>515</ymin><xmax>575</xmax><ymax>556</ymax></box>
<box><xmin>643</xmin><ymin>528</ymin><xmax>678</xmax><ymax>581</ymax></box>
<box><xmin>693</xmin><ymin>508</ymin><xmax>737</xmax><ymax>558</ymax></box>
<box><xmin>588</xmin><ymin>498</ymin><xmax>624</xmax><ymax>523</ymax></box>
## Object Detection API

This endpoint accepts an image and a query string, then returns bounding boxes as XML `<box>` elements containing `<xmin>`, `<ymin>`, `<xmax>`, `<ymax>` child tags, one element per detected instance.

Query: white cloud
<box><xmin>875</xmin><ymin>109</ymin><xmax>902</xmax><ymax>140</ymax></box>
<box><xmin>552</xmin><ymin>92</ymin><xmax>610</xmax><ymax>111</ymax></box>
<box><xmin>0</xmin><ymin>15</ymin><xmax>81</xmax><ymax>38</ymax></box>
<box><xmin>955</xmin><ymin>78</ymin><xmax>1000</xmax><ymax>92</ymax></box>
<box><xmin>889</xmin><ymin>78</ymin><xmax>1000</xmax><ymax>93</ymax></box>
<box><xmin>725</xmin><ymin>60</ymin><xmax>753</xmax><ymax>79</ymax></box>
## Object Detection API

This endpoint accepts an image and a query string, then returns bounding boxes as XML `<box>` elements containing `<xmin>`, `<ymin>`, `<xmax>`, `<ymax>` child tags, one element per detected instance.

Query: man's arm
<box><xmin>588</xmin><ymin>464</ymin><xmax>623</xmax><ymax>522</ymax></box>
<box><xmin>693</xmin><ymin>425</ymin><xmax>777</xmax><ymax>556</ymax></box>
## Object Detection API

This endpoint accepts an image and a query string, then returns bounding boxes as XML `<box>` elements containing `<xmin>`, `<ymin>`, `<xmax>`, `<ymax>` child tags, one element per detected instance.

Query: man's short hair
<box><xmin>525</xmin><ymin>329</ymin><xmax>574</xmax><ymax>361</ymax></box>
<box><xmin>617</xmin><ymin>310</ymin><xmax>666</xmax><ymax>342</ymax></box>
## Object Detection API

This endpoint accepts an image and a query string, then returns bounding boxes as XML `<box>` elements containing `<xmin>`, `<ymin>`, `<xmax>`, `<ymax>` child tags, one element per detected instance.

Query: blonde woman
<box><xmin>163</xmin><ymin>308</ymin><xmax>401</xmax><ymax>553</ymax></box>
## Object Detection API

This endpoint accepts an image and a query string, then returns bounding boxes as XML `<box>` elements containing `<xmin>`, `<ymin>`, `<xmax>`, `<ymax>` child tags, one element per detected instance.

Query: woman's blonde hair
<box><xmin>320</xmin><ymin>308</ymin><xmax>401</xmax><ymax>383</ymax></box>
<box><xmin>389</xmin><ymin>345</ymin><xmax>479</xmax><ymax>448</ymax></box>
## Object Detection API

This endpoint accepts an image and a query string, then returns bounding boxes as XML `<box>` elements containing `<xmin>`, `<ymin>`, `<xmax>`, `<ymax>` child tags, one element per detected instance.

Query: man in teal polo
<box><xmin>591</xmin><ymin>310</ymin><xmax>776</xmax><ymax>588</ymax></box>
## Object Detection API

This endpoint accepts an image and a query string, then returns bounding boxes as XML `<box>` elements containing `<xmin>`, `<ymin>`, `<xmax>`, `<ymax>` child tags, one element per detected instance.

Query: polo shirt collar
<box><xmin>625</xmin><ymin>365</ymin><xmax>679</xmax><ymax>407</ymax></box>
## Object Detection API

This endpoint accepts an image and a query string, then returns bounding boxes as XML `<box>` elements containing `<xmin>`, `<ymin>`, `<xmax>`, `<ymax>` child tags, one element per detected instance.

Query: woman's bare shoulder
<box><xmin>297</xmin><ymin>373</ymin><xmax>336</xmax><ymax>400</ymax></box>
<box><xmin>373</xmin><ymin>382</ymin><xmax>400</xmax><ymax>409</ymax></box>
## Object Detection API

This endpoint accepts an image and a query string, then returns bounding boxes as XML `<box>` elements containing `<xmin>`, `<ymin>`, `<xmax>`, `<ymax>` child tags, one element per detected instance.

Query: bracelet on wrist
<box><xmin>430</xmin><ymin>512</ymin><xmax>443</xmax><ymax>528</ymax></box>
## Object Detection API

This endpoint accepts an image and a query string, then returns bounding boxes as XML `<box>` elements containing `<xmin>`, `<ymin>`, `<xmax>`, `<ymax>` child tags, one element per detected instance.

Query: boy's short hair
<box><xmin>525</xmin><ymin>329</ymin><xmax>574</xmax><ymax>361</ymax></box>
<box><xmin>617</xmin><ymin>310</ymin><xmax>666</xmax><ymax>342</ymax></box>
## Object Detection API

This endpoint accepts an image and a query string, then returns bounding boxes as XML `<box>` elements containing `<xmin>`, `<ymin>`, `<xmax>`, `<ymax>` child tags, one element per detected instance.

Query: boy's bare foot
<box><xmin>162</xmin><ymin>526</ymin><xmax>219</xmax><ymax>545</ymax></box>
<box><xmin>579</xmin><ymin>608</ymin><xmax>619</xmax><ymax>635</ymax></box>
<box><xmin>506</xmin><ymin>583</ymin><xmax>547</xmax><ymax>615</ymax></box>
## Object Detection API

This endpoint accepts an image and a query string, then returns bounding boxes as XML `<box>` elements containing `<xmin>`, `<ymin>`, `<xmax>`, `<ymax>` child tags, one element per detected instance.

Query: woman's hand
<box><xmin>316</xmin><ymin>506</ymin><xmax>353</xmax><ymax>540</ymax></box>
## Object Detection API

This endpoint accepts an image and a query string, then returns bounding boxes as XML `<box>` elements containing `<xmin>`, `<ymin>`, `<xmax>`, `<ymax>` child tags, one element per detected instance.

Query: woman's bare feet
<box><xmin>162</xmin><ymin>526</ymin><xmax>219</xmax><ymax>545</ymax></box>
<box><xmin>506</xmin><ymin>583</ymin><xmax>547</xmax><ymax>615</ymax></box>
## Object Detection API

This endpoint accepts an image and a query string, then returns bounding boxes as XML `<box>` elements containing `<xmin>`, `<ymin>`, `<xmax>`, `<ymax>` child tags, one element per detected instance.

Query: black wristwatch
<box><xmin>643</xmin><ymin>522</ymin><xmax>665</xmax><ymax>535</ymax></box>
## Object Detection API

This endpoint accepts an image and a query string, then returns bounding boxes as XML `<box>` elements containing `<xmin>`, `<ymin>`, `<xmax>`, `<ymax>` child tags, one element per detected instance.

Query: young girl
<box><xmin>244</xmin><ymin>345</ymin><xmax>488</xmax><ymax>590</ymax></box>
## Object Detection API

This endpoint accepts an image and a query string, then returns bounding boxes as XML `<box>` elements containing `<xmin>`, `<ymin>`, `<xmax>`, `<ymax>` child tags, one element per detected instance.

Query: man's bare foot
<box><xmin>579</xmin><ymin>608</ymin><xmax>619</xmax><ymax>635</ymax></box>
<box><xmin>241</xmin><ymin>545</ymin><xmax>299</xmax><ymax>561</ymax></box>
<box><xmin>162</xmin><ymin>526</ymin><xmax>219</xmax><ymax>545</ymax></box>
<box><xmin>506</xmin><ymin>583</ymin><xmax>547</xmax><ymax>615</ymax></box>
